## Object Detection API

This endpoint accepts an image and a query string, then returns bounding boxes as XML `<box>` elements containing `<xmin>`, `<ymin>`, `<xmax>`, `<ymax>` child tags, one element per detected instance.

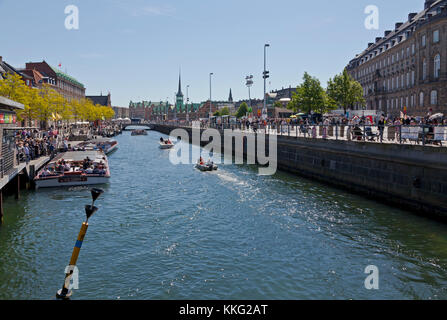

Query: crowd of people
<box><xmin>14</xmin><ymin>124</ymin><xmax>105</xmax><ymax>165</ymax></box>
<box><xmin>15</xmin><ymin>128</ymin><xmax>62</xmax><ymax>164</ymax></box>
<box><xmin>40</xmin><ymin>156</ymin><xmax>107</xmax><ymax>177</ymax></box>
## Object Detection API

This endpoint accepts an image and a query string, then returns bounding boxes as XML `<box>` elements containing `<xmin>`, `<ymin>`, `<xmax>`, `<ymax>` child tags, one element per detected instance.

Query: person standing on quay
<box><xmin>24</xmin><ymin>143</ymin><xmax>30</xmax><ymax>164</ymax></box>
<box><xmin>378</xmin><ymin>117</ymin><xmax>385</xmax><ymax>143</ymax></box>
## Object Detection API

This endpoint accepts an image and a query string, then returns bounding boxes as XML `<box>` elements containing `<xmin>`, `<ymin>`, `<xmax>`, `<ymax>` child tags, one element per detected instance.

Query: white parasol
<box><xmin>429</xmin><ymin>113</ymin><xmax>444</xmax><ymax>120</ymax></box>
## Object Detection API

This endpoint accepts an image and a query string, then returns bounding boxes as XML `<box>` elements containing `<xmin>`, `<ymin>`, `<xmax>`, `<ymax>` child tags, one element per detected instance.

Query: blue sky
<box><xmin>1</xmin><ymin>0</ymin><xmax>425</xmax><ymax>107</ymax></box>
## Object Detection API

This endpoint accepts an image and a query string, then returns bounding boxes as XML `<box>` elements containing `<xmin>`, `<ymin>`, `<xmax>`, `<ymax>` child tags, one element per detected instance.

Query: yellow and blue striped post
<box><xmin>56</xmin><ymin>221</ymin><xmax>89</xmax><ymax>299</ymax></box>
<box><xmin>56</xmin><ymin>188</ymin><xmax>103</xmax><ymax>300</ymax></box>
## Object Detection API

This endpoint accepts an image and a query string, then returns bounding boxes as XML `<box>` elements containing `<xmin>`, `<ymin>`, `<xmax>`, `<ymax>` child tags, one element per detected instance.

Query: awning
<box><xmin>0</xmin><ymin>96</ymin><xmax>24</xmax><ymax>110</ymax></box>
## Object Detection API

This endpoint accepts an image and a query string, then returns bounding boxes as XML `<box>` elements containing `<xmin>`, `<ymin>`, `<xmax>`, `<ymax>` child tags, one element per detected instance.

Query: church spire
<box><xmin>228</xmin><ymin>88</ymin><xmax>233</xmax><ymax>102</ymax></box>
<box><xmin>177</xmin><ymin>69</ymin><xmax>183</xmax><ymax>97</ymax></box>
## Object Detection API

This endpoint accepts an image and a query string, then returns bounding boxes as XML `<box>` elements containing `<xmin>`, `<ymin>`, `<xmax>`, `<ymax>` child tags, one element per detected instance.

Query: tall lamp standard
<box><xmin>186</xmin><ymin>85</ymin><xmax>190</xmax><ymax>104</ymax></box>
<box><xmin>262</xmin><ymin>44</ymin><xmax>270</xmax><ymax>120</ymax></box>
<box><xmin>209</xmin><ymin>73</ymin><xmax>214</xmax><ymax>123</ymax></box>
<box><xmin>186</xmin><ymin>85</ymin><xmax>190</xmax><ymax>122</ymax></box>
<box><xmin>245</xmin><ymin>75</ymin><xmax>253</xmax><ymax>118</ymax></box>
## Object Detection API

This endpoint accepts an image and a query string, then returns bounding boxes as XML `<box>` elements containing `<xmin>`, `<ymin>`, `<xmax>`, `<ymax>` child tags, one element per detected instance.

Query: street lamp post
<box><xmin>263</xmin><ymin>44</ymin><xmax>270</xmax><ymax>120</ymax></box>
<box><xmin>186</xmin><ymin>85</ymin><xmax>190</xmax><ymax>122</ymax></box>
<box><xmin>245</xmin><ymin>75</ymin><xmax>253</xmax><ymax>118</ymax></box>
<box><xmin>186</xmin><ymin>85</ymin><xmax>190</xmax><ymax>104</ymax></box>
<box><xmin>209</xmin><ymin>73</ymin><xmax>214</xmax><ymax>123</ymax></box>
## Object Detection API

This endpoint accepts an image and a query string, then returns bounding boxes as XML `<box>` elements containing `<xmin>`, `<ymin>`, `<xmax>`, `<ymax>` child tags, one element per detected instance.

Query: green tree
<box><xmin>274</xmin><ymin>101</ymin><xmax>282</xmax><ymax>109</ymax></box>
<box><xmin>220</xmin><ymin>107</ymin><xmax>230</xmax><ymax>116</ymax></box>
<box><xmin>0</xmin><ymin>72</ymin><xmax>29</xmax><ymax>103</ymax></box>
<box><xmin>235</xmin><ymin>102</ymin><xmax>248</xmax><ymax>118</ymax></box>
<box><xmin>288</xmin><ymin>72</ymin><xmax>335</xmax><ymax>114</ymax></box>
<box><xmin>213</xmin><ymin>110</ymin><xmax>220</xmax><ymax>116</ymax></box>
<box><xmin>327</xmin><ymin>68</ymin><xmax>365</xmax><ymax>115</ymax></box>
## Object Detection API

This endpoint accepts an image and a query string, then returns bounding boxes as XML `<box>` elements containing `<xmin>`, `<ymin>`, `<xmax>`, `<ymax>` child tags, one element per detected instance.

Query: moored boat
<box><xmin>131</xmin><ymin>129</ymin><xmax>148</xmax><ymax>136</ymax></box>
<box><xmin>34</xmin><ymin>150</ymin><xmax>110</xmax><ymax>189</ymax></box>
<box><xmin>75</xmin><ymin>138</ymin><xmax>118</xmax><ymax>155</ymax></box>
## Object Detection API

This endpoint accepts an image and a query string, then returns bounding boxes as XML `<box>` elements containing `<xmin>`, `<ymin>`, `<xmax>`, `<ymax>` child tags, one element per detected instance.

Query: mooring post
<box><xmin>56</xmin><ymin>188</ymin><xmax>103</xmax><ymax>300</ymax></box>
<box><xmin>0</xmin><ymin>190</ymin><xmax>3</xmax><ymax>225</ymax></box>
<box><xmin>56</xmin><ymin>221</ymin><xmax>89</xmax><ymax>299</ymax></box>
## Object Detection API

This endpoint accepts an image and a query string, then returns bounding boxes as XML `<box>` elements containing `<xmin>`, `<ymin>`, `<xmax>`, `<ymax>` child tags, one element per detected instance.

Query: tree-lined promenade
<box><xmin>0</xmin><ymin>73</ymin><xmax>115</xmax><ymax>128</ymax></box>
<box><xmin>228</xmin><ymin>69</ymin><xmax>366</xmax><ymax>120</ymax></box>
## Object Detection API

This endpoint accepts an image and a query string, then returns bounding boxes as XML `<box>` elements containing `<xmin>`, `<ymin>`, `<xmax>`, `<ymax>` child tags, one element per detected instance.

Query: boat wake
<box><xmin>215</xmin><ymin>170</ymin><xmax>246</xmax><ymax>186</ymax></box>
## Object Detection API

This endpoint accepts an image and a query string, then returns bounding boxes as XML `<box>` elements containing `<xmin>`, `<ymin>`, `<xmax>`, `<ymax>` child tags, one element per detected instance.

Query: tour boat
<box><xmin>131</xmin><ymin>129</ymin><xmax>148</xmax><ymax>136</ymax></box>
<box><xmin>94</xmin><ymin>140</ymin><xmax>118</xmax><ymax>155</ymax></box>
<box><xmin>75</xmin><ymin>139</ymin><xmax>118</xmax><ymax>155</ymax></box>
<box><xmin>34</xmin><ymin>150</ymin><xmax>110</xmax><ymax>189</ymax></box>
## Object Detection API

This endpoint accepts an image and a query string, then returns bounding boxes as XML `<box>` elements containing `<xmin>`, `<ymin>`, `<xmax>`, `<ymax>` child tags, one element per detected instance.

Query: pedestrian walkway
<box><xmin>0</xmin><ymin>156</ymin><xmax>50</xmax><ymax>190</ymax></box>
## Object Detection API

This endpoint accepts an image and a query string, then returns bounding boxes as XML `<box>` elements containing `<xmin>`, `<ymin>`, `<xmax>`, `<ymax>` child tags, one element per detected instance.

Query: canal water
<box><xmin>0</xmin><ymin>129</ymin><xmax>446</xmax><ymax>300</ymax></box>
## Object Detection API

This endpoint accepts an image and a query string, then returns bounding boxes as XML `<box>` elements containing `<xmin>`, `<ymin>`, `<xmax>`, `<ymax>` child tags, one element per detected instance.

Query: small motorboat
<box><xmin>196</xmin><ymin>163</ymin><xmax>212</xmax><ymax>171</ymax></box>
<box><xmin>195</xmin><ymin>160</ymin><xmax>218</xmax><ymax>171</ymax></box>
<box><xmin>159</xmin><ymin>142</ymin><xmax>174</xmax><ymax>149</ymax></box>
<box><xmin>159</xmin><ymin>138</ymin><xmax>174</xmax><ymax>149</ymax></box>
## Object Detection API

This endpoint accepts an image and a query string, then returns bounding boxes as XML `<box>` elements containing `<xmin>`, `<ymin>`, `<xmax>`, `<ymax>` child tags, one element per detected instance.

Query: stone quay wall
<box><xmin>152</xmin><ymin>124</ymin><xmax>447</xmax><ymax>220</ymax></box>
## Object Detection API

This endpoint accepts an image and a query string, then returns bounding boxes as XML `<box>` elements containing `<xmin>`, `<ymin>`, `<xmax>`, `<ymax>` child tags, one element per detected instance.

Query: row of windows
<box><xmin>358</xmin><ymin>53</ymin><xmax>442</xmax><ymax>93</ymax></box>
<box><xmin>357</xmin><ymin>44</ymin><xmax>415</xmax><ymax>78</ymax></box>
<box><xmin>57</xmin><ymin>80</ymin><xmax>84</xmax><ymax>96</ymax></box>
<box><xmin>357</xmin><ymin>28</ymin><xmax>442</xmax><ymax>77</ymax></box>
<box><xmin>383</xmin><ymin>90</ymin><xmax>438</xmax><ymax>110</ymax></box>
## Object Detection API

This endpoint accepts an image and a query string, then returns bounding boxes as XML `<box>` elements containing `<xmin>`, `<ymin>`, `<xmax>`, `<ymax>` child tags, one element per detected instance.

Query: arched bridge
<box><xmin>122</xmin><ymin>123</ymin><xmax>154</xmax><ymax>131</ymax></box>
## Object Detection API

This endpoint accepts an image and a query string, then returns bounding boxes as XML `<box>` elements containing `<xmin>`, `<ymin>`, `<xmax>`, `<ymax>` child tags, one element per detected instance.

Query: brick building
<box><xmin>25</xmin><ymin>61</ymin><xmax>85</xmax><ymax>101</ymax></box>
<box><xmin>346</xmin><ymin>0</ymin><xmax>447</xmax><ymax>117</ymax></box>
<box><xmin>0</xmin><ymin>56</ymin><xmax>33</xmax><ymax>87</ymax></box>
<box><xmin>112</xmin><ymin>106</ymin><xmax>130</xmax><ymax>119</ymax></box>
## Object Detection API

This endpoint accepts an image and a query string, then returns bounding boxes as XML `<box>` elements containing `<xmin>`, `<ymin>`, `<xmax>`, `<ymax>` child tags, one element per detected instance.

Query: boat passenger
<box><xmin>41</xmin><ymin>167</ymin><xmax>51</xmax><ymax>177</ymax></box>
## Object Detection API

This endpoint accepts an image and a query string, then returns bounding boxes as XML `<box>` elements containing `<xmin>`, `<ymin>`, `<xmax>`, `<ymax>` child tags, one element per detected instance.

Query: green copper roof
<box><xmin>50</xmin><ymin>65</ymin><xmax>85</xmax><ymax>88</ymax></box>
